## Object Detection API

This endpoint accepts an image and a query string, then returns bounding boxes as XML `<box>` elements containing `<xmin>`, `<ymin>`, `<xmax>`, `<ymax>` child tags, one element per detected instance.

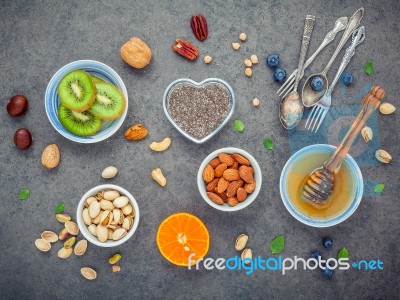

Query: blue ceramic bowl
<box><xmin>45</xmin><ymin>60</ymin><xmax>128</xmax><ymax>143</ymax></box>
<box><xmin>280</xmin><ymin>144</ymin><xmax>363</xmax><ymax>227</ymax></box>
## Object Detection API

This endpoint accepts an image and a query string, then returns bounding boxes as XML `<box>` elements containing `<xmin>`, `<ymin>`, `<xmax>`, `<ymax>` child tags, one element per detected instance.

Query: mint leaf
<box><xmin>374</xmin><ymin>183</ymin><xmax>385</xmax><ymax>193</ymax></box>
<box><xmin>19</xmin><ymin>188</ymin><xmax>30</xmax><ymax>200</ymax></box>
<box><xmin>337</xmin><ymin>247</ymin><xmax>349</xmax><ymax>260</ymax></box>
<box><xmin>269</xmin><ymin>235</ymin><xmax>285</xmax><ymax>254</ymax></box>
<box><xmin>54</xmin><ymin>203</ymin><xmax>65</xmax><ymax>214</ymax></box>
<box><xmin>263</xmin><ymin>138</ymin><xmax>274</xmax><ymax>150</ymax></box>
<box><xmin>364</xmin><ymin>61</ymin><xmax>374</xmax><ymax>75</ymax></box>
<box><xmin>233</xmin><ymin>119</ymin><xmax>245</xmax><ymax>132</ymax></box>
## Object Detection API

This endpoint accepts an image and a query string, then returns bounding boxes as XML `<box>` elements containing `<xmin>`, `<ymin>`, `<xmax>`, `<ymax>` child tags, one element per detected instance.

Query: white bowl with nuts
<box><xmin>76</xmin><ymin>184</ymin><xmax>139</xmax><ymax>247</ymax></box>
<box><xmin>197</xmin><ymin>147</ymin><xmax>262</xmax><ymax>212</ymax></box>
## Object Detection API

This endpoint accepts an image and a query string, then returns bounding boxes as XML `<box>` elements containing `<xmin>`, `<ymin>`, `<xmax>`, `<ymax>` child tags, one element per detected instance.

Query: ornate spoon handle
<box><xmin>324</xmin><ymin>86</ymin><xmax>385</xmax><ymax>173</ymax></box>
<box><xmin>322</xmin><ymin>7</ymin><xmax>364</xmax><ymax>74</ymax></box>
<box><xmin>293</xmin><ymin>15</ymin><xmax>316</xmax><ymax>91</ymax></box>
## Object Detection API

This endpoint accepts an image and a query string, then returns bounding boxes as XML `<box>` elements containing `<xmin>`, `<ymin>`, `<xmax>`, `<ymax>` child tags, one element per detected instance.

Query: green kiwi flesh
<box><xmin>90</xmin><ymin>74</ymin><xmax>106</xmax><ymax>84</ymax></box>
<box><xmin>89</xmin><ymin>83</ymin><xmax>126</xmax><ymax>120</ymax></box>
<box><xmin>57</xmin><ymin>70</ymin><xmax>96</xmax><ymax>112</ymax></box>
<box><xmin>58</xmin><ymin>105</ymin><xmax>102</xmax><ymax>136</ymax></box>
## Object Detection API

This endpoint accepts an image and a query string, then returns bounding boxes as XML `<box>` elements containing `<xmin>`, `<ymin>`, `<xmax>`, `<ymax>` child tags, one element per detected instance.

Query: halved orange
<box><xmin>156</xmin><ymin>212</ymin><xmax>210</xmax><ymax>266</ymax></box>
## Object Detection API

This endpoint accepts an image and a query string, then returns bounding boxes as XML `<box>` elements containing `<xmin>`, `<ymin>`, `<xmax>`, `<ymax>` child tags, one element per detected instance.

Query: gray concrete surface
<box><xmin>1</xmin><ymin>0</ymin><xmax>399</xmax><ymax>299</ymax></box>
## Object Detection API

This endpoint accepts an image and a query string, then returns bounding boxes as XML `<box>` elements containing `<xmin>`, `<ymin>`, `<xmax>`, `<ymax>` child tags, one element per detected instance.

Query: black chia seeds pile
<box><xmin>168</xmin><ymin>84</ymin><xmax>231</xmax><ymax>139</ymax></box>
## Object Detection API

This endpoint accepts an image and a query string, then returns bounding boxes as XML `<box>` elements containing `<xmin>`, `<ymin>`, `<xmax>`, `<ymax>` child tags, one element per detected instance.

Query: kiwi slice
<box><xmin>57</xmin><ymin>70</ymin><xmax>96</xmax><ymax>112</ymax></box>
<box><xmin>58</xmin><ymin>105</ymin><xmax>102</xmax><ymax>136</ymax></box>
<box><xmin>90</xmin><ymin>74</ymin><xmax>106</xmax><ymax>84</ymax></box>
<box><xmin>89</xmin><ymin>83</ymin><xmax>126</xmax><ymax>120</ymax></box>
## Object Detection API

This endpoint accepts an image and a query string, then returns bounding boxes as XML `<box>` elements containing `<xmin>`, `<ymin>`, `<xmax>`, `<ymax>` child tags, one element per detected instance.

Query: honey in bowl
<box><xmin>286</xmin><ymin>149</ymin><xmax>356</xmax><ymax>220</ymax></box>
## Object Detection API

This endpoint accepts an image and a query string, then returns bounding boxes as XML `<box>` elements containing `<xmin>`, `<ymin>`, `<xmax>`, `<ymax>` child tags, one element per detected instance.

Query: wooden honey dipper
<box><xmin>302</xmin><ymin>86</ymin><xmax>385</xmax><ymax>204</ymax></box>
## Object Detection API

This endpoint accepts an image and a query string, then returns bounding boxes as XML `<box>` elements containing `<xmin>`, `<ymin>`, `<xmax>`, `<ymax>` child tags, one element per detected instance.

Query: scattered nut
<box><xmin>245</xmin><ymin>68</ymin><xmax>252</xmax><ymax>77</ymax></box>
<box><xmin>375</xmin><ymin>149</ymin><xmax>392</xmax><ymax>164</ymax></box>
<box><xmin>64</xmin><ymin>236</ymin><xmax>76</xmax><ymax>249</ymax></box>
<box><xmin>235</xmin><ymin>234</ymin><xmax>249</xmax><ymax>251</ymax></box>
<box><xmin>112</xmin><ymin>265</ymin><xmax>121</xmax><ymax>273</ymax></box>
<box><xmin>241</xmin><ymin>248</ymin><xmax>252</xmax><ymax>264</ymax></box>
<box><xmin>65</xmin><ymin>221</ymin><xmax>79</xmax><ymax>236</ymax></box>
<box><xmin>190</xmin><ymin>14</ymin><xmax>208</xmax><ymax>41</ymax></box>
<box><xmin>58</xmin><ymin>247</ymin><xmax>73</xmax><ymax>259</ymax></box>
<box><xmin>74</xmin><ymin>240</ymin><xmax>88</xmax><ymax>256</ymax></box>
<box><xmin>56</xmin><ymin>213</ymin><xmax>71</xmax><ymax>223</ymax></box>
<box><xmin>379</xmin><ymin>102</ymin><xmax>396</xmax><ymax>114</ymax></box>
<box><xmin>41</xmin><ymin>231</ymin><xmax>58</xmax><ymax>243</ymax></box>
<box><xmin>239</xmin><ymin>33</ymin><xmax>247</xmax><ymax>41</ymax></box>
<box><xmin>361</xmin><ymin>126</ymin><xmax>373</xmax><ymax>142</ymax></box>
<box><xmin>172</xmin><ymin>39</ymin><xmax>199</xmax><ymax>60</ymax></box>
<box><xmin>109</xmin><ymin>253</ymin><xmax>122</xmax><ymax>265</ymax></box>
<box><xmin>149</xmin><ymin>137</ymin><xmax>172</xmax><ymax>152</ymax></box>
<box><xmin>35</xmin><ymin>239</ymin><xmax>51</xmax><ymax>252</ymax></box>
<box><xmin>58</xmin><ymin>228</ymin><xmax>70</xmax><ymax>241</ymax></box>
<box><xmin>125</xmin><ymin>124</ymin><xmax>148</xmax><ymax>141</ymax></box>
<box><xmin>120</xmin><ymin>37</ymin><xmax>152</xmax><ymax>69</ymax></box>
<box><xmin>204</xmin><ymin>55</ymin><xmax>212</xmax><ymax>64</ymax></box>
<box><xmin>81</xmin><ymin>267</ymin><xmax>97</xmax><ymax>280</ymax></box>
<box><xmin>151</xmin><ymin>168</ymin><xmax>167</xmax><ymax>187</ymax></box>
<box><xmin>41</xmin><ymin>144</ymin><xmax>60</xmax><ymax>169</ymax></box>
<box><xmin>250</xmin><ymin>55</ymin><xmax>258</xmax><ymax>64</ymax></box>
<box><xmin>232</xmin><ymin>42</ymin><xmax>240</xmax><ymax>50</ymax></box>
<box><xmin>101</xmin><ymin>166</ymin><xmax>118</xmax><ymax>179</ymax></box>
<box><xmin>14</xmin><ymin>128</ymin><xmax>32</xmax><ymax>149</ymax></box>
<box><xmin>252</xmin><ymin>98</ymin><xmax>260</xmax><ymax>107</ymax></box>
<box><xmin>7</xmin><ymin>95</ymin><xmax>28</xmax><ymax>117</ymax></box>
<box><xmin>244</xmin><ymin>59</ymin><xmax>252</xmax><ymax>67</ymax></box>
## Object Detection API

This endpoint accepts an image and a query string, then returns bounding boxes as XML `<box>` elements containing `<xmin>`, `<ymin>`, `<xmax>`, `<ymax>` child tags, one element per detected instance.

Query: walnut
<box><xmin>120</xmin><ymin>37</ymin><xmax>152</xmax><ymax>69</ymax></box>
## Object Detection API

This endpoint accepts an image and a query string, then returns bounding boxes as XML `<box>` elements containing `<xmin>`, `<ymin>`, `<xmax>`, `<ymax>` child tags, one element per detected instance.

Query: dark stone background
<box><xmin>0</xmin><ymin>0</ymin><xmax>399</xmax><ymax>299</ymax></box>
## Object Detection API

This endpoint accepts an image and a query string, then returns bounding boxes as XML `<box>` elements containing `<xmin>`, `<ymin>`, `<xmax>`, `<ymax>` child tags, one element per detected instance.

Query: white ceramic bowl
<box><xmin>76</xmin><ymin>184</ymin><xmax>139</xmax><ymax>247</ymax></box>
<box><xmin>45</xmin><ymin>60</ymin><xmax>128</xmax><ymax>143</ymax></box>
<box><xmin>197</xmin><ymin>147</ymin><xmax>262</xmax><ymax>211</ymax></box>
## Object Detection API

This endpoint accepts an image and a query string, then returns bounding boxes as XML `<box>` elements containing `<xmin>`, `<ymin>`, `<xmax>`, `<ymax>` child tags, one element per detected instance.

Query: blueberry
<box><xmin>273</xmin><ymin>68</ymin><xmax>286</xmax><ymax>83</ymax></box>
<box><xmin>321</xmin><ymin>267</ymin><xmax>334</xmax><ymax>278</ymax></box>
<box><xmin>310</xmin><ymin>251</ymin><xmax>322</xmax><ymax>260</ymax></box>
<box><xmin>267</xmin><ymin>53</ymin><xmax>280</xmax><ymax>68</ymax></box>
<box><xmin>311</xmin><ymin>76</ymin><xmax>324</xmax><ymax>91</ymax></box>
<box><xmin>322</xmin><ymin>237</ymin><xmax>333</xmax><ymax>249</ymax></box>
<box><xmin>341</xmin><ymin>73</ymin><xmax>354</xmax><ymax>86</ymax></box>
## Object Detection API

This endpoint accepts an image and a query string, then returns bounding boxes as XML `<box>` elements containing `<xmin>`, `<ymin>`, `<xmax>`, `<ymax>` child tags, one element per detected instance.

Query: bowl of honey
<box><xmin>280</xmin><ymin>144</ymin><xmax>363</xmax><ymax>227</ymax></box>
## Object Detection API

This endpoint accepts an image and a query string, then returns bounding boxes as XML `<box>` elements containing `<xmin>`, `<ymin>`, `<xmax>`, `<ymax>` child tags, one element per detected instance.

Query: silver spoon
<box><xmin>279</xmin><ymin>15</ymin><xmax>315</xmax><ymax>129</ymax></box>
<box><xmin>302</xmin><ymin>7</ymin><xmax>364</xmax><ymax>107</ymax></box>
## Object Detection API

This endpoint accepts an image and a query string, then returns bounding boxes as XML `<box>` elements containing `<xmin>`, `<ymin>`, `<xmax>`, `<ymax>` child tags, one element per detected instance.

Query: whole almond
<box><xmin>230</xmin><ymin>161</ymin><xmax>239</xmax><ymax>170</ymax></box>
<box><xmin>207</xmin><ymin>192</ymin><xmax>224</xmax><ymax>205</ymax></box>
<box><xmin>239</xmin><ymin>166</ymin><xmax>254</xmax><ymax>183</ymax></box>
<box><xmin>232</xmin><ymin>153</ymin><xmax>251</xmax><ymax>166</ymax></box>
<box><xmin>202</xmin><ymin>164</ymin><xmax>215</xmax><ymax>183</ymax></box>
<box><xmin>237</xmin><ymin>188</ymin><xmax>247</xmax><ymax>202</ymax></box>
<box><xmin>217</xmin><ymin>177</ymin><xmax>229</xmax><ymax>193</ymax></box>
<box><xmin>379</xmin><ymin>102</ymin><xmax>395</xmax><ymax>115</ymax></box>
<box><xmin>223</xmin><ymin>169</ymin><xmax>240</xmax><ymax>181</ymax></box>
<box><xmin>227</xmin><ymin>197</ymin><xmax>239</xmax><ymax>207</ymax></box>
<box><xmin>218</xmin><ymin>153</ymin><xmax>234</xmax><ymax>166</ymax></box>
<box><xmin>214</xmin><ymin>188</ymin><xmax>228</xmax><ymax>202</ymax></box>
<box><xmin>244</xmin><ymin>181</ymin><xmax>256</xmax><ymax>194</ymax></box>
<box><xmin>214</xmin><ymin>163</ymin><xmax>227</xmax><ymax>177</ymax></box>
<box><xmin>226</xmin><ymin>180</ymin><xmax>243</xmax><ymax>197</ymax></box>
<box><xmin>41</xmin><ymin>144</ymin><xmax>61</xmax><ymax>169</ymax></box>
<box><xmin>125</xmin><ymin>124</ymin><xmax>148</xmax><ymax>141</ymax></box>
<box><xmin>206</xmin><ymin>178</ymin><xmax>219</xmax><ymax>192</ymax></box>
<box><xmin>209</xmin><ymin>158</ymin><xmax>221</xmax><ymax>168</ymax></box>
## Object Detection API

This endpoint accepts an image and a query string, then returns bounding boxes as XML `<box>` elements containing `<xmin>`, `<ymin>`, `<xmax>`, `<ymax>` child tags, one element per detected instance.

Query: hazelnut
<box><xmin>239</xmin><ymin>33</ymin><xmax>247</xmax><ymax>41</ymax></box>
<box><xmin>14</xmin><ymin>128</ymin><xmax>32</xmax><ymax>149</ymax></box>
<box><xmin>204</xmin><ymin>55</ymin><xmax>212</xmax><ymax>64</ymax></box>
<box><xmin>7</xmin><ymin>95</ymin><xmax>28</xmax><ymax>117</ymax></box>
<box><xmin>252</xmin><ymin>98</ymin><xmax>260</xmax><ymax>107</ymax></box>
<box><xmin>245</xmin><ymin>68</ymin><xmax>252</xmax><ymax>77</ymax></box>
<box><xmin>232</xmin><ymin>43</ymin><xmax>241</xmax><ymax>50</ymax></box>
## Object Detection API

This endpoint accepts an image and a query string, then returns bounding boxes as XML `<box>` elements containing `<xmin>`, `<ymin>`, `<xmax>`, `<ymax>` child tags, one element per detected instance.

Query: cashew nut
<box><xmin>149</xmin><ymin>137</ymin><xmax>171</xmax><ymax>152</ymax></box>
<box><xmin>151</xmin><ymin>168</ymin><xmax>167</xmax><ymax>187</ymax></box>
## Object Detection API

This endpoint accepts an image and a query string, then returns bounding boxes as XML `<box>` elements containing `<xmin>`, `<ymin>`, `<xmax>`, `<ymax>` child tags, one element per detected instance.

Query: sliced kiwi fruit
<box><xmin>57</xmin><ymin>70</ymin><xmax>96</xmax><ymax>112</ymax></box>
<box><xmin>58</xmin><ymin>105</ymin><xmax>102</xmax><ymax>136</ymax></box>
<box><xmin>90</xmin><ymin>74</ymin><xmax>106</xmax><ymax>85</ymax></box>
<box><xmin>89</xmin><ymin>83</ymin><xmax>126</xmax><ymax>120</ymax></box>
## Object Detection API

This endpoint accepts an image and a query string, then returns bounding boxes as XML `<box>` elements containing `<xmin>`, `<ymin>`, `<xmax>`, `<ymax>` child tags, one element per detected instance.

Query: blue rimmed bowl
<box><xmin>280</xmin><ymin>144</ymin><xmax>363</xmax><ymax>228</ymax></box>
<box><xmin>163</xmin><ymin>78</ymin><xmax>235</xmax><ymax>144</ymax></box>
<box><xmin>45</xmin><ymin>60</ymin><xmax>128</xmax><ymax>143</ymax></box>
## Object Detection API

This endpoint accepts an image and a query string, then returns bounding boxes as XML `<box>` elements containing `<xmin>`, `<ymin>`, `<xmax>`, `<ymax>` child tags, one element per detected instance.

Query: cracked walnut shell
<box><xmin>120</xmin><ymin>37</ymin><xmax>152</xmax><ymax>69</ymax></box>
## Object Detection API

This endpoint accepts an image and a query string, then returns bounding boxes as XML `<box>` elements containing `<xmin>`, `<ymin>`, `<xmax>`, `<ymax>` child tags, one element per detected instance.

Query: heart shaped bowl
<box><xmin>163</xmin><ymin>78</ymin><xmax>235</xmax><ymax>144</ymax></box>
<box><xmin>45</xmin><ymin>60</ymin><xmax>128</xmax><ymax>143</ymax></box>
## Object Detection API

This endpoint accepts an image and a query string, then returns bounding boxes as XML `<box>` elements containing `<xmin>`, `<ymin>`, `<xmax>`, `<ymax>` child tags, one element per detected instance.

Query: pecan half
<box><xmin>172</xmin><ymin>39</ymin><xmax>199</xmax><ymax>60</ymax></box>
<box><xmin>190</xmin><ymin>14</ymin><xmax>208</xmax><ymax>41</ymax></box>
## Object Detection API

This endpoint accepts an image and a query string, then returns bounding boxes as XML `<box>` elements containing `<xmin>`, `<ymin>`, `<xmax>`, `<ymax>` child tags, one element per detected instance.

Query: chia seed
<box><xmin>168</xmin><ymin>84</ymin><xmax>231</xmax><ymax>139</ymax></box>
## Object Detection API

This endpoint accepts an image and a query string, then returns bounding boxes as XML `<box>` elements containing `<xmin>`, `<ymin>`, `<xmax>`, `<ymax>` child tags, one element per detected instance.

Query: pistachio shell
<box><xmin>56</xmin><ymin>213</ymin><xmax>71</xmax><ymax>223</ymax></box>
<box><xmin>100</xmin><ymin>210</ymin><xmax>113</xmax><ymax>227</ymax></box>
<box><xmin>100</xmin><ymin>199</ymin><xmax>115</xmax><ymax>211</ymax></box>
<box><xmin>59</xmin><ymin>228</ymin><xmax>70</xmax><ymax>241</ymax></box>
<box><xmin>95</xmin><ymin>191</ymin><xmax>104</xmax><ymax>200</ymax></box>
<box><xmin>361</xmin><ymin>126</ymin><xmax>373</xmax><ymax>142</ymax></box>
<box><xmin>235</xmin><ymin>234</ymin><xmax>248</xmax><ymax>251</ymax></box>
<box><xmin>241</xmin><ymin>248</ymin><xmax>252</xmax><ymax>264</ymax></box>
<box><xmin>108</xmin><ymin>224</ymin><xmax>120</xmax><ymax>230</ymax></box>
<box><xmin>89</xmin><ymin>200</ymin><xmax>101</xmax><ymax>219</ymax></box>
<box><xmin>88</xmin><ymin>224</ymin><xmax>97</xmax><ymax>237</ymax></box>
<box><xmin>96</xmin><ymin>225</ymin><xmax>108</xmax><ymax>243</ymax></box>
<box><xmin>101</xmin><ymin>166</ymin><xmax>118</xmax><ymax>179</ymax></box>
<box><xmin>113</xmin><ymin>196</ymin><xmax>129</xmax><ymax>208</ymax></box>
<box><xmin>379</xmin><ymin>102</ymin><xmax>396</xmax><ymax>115</ymax></box>
<box><xmin>58</xmin><ymin>247</ymin><xmax>73</xmax><ymax>259</ymax></box>
<box><xmin>375</xmin><ymin>149</ymin><xmax>392</xmax><ymax>163</ymax></box>
<box><xmin>82</xmin><ymin>208</ymin><xmax>92</xmax><ymax>226</ymax></box>
<box><xmin>121</xmin><ymin>204</ymin><xmax>133</xmax><ymax>216</ymax></box>
<box><xmin>65</xmin><ymin>221</ymin><xmax>79</xmax><ymax>235</ymax></box>
<box><xmin>122</xmin><ymin>216</ymin><xmax>133</xmax><ymax>231</ymax></box>
<box><xmin>108</xmin><ymin>253</ymin><xmax>122</xmax><ymax>264</ymax></box>
<box><xmin>85</xmin><ymin>196</ymin><xmax>97</xmax><ymax>207</ymax></box>
<box><xmin>74</xmin><ymin>240</ymin><xmax>88</xmax><ymax>256</ymax></box>
<box><xmin>112</xmin><ymin>209</ymin><xmax>121</xmax><ymax>225</ymax></box>
<box><xmin>35</xmin><ymin>239</ymin><xmax>51</xmax><ymax>252</ymax></box>
<box><xmin>108</xmin><ymin>228</ymin><xmax>114</xmax><ymax>240</ymax></box>
<box><xmin>92</xmin><ymin>213</ymin><xmax>101</xmax><ymax>225</ymax></box>
<box><xmin>80</xmin><ymin>267</ymin><xmax>97</xmax><ymax>280</ymax></box>
<box><xmin>41</xmin><ymin>231</ymin><xmax>58</xmax><ymax>243</ymax></box>
<box><xmin>103</xmin><ymin>190</ymin><xmax>120</xmax><ymax>201</ymax></box>
<box><xmin>64</xmin><ymin>236</ymin><xmax>76</xmax><ymax>249</ymax></box>
<box><xmin>112</xmin><ymin>228</ymin><xmax>127</xmax><ymax>241</ymax></box>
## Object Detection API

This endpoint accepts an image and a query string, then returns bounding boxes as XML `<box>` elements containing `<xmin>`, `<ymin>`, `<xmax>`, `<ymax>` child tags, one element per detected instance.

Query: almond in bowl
<box><xmin>197</xmin><ymin>148</ymin><xmax>262</xmax><ymax>212</ymax></box>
